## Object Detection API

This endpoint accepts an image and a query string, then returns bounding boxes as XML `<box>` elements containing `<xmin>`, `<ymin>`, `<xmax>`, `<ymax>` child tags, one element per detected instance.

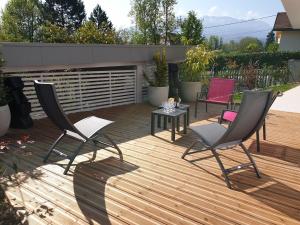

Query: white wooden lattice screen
<box><xmin>7</xmin><ymin>70</ymin><xmax>136</xmax><ymax>119</ymax></box>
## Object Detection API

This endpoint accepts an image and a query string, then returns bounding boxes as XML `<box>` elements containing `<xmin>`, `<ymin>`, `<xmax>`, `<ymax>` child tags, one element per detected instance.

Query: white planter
<box><xmin>180</xmin><ymin>82</ymin><xmax>202</xmax><ymax>102</ymax></box>
<box><xmin>0</xmin><ymin>104</ymin><xmax>11</xmax><ymax>137</ymax></box>
<box><xmin>148</xmin><ymin>86</ymin><xmax>169</xmax><ymax>107</ymax></box>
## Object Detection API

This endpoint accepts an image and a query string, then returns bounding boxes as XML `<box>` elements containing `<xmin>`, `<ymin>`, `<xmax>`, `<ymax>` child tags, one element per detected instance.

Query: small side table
<box><xmin>177</xmin><ymin>104</ymin><xmax>190</xmax><ymax>125</ymax></box>
<box><xmin>151</xmin><ymin>108</ymin><xmax>187</xmax><ymax>141</ymax></box>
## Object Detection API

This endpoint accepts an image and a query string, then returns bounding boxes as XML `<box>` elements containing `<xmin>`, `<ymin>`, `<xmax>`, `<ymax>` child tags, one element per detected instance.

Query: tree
<box><xmin>266</xmin><ymin>42</ymin><xmax>279</xmax><ymax>53</ymax></box>
<box><xmin>35</xmin><ymin>22</ymin><xmax>71</xmax><ymax>43</ymax></box>
<box><xmin>208</xmin><ymin>35</ymin><xmax>222</xmax><ymax>50</ymax></box>
<box><xmin>1</xmin><ymin>0</ymin><xmax>42</xmax><ymax>42</ymax></box>
<box><xmin>73</xmin><ymin>21</ymin><xmax>116</xmax><ymax>44</ymax></box>
<box><xmin>221</xmin><ymin>40</ymin><xmax>239</xmax><ymax>52</ymax></box>
<box><xmin>180</xmin><ymin>11</ymin><xmax>204</xmax><ymax>45</ymax></box>
<box><xmin>130</xmin><ymin>0</ymin><xmax>162</xmax><ymax>45</ymax></box>
<box><xmin>89</xmin><ymin>4</ymin><xmax>113</xmax><ymax>32</ymax></box>
<box><xmin>265</xmin><ymin>31</ymin><xmax>275</xmax><ymax>49</ymax></box>
<box><xmin>239</xmin><ymin>37</ymin><xmax>263</xmax><ymax>52</ymax></box>
<box><xmin>42</xmin><ymin>0</ymin><xmax>86</xmax><ymax>33</ymax></box>
<box><xmin>161</xmin><ymin>0</ymin><xmax>177</xmax><ymax>45</ymax></box>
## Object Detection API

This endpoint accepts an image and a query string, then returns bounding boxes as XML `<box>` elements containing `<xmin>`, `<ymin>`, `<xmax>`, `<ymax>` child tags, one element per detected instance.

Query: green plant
<box><xmin>180</xmin><ymin>44</ymin><xmax>214</xmax><ymax>82</ymax></box>
<box><xmin>144</xmin><ymin>49</ymin><xmax>168</xmax><ymax>87</ymax></box>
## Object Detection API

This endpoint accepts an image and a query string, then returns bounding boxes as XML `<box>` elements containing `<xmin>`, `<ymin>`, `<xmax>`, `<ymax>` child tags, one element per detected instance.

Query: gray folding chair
<box><xmin>34</xmin><ymin>80</ymin><xmax>123</xmax><ymax>175</ymax></box>
<box><xmin>182</xmin><ymin>90</ymin><xmax>273</xmax><ymax>189</ymax></box>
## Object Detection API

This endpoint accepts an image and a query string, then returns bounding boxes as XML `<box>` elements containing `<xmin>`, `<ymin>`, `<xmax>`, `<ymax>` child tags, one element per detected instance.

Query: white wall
<box><xmin>279</xmin><ymin>31</ymin><xmax>300</xmax><ymax>51</ymax></box>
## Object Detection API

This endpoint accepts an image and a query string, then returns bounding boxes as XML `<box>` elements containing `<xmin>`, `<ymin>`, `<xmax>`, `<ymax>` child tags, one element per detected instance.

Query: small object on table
<box><xmin>151</xmin><ymin>108</ymin><xmax>187</xmax><ymax>141</ymax></box>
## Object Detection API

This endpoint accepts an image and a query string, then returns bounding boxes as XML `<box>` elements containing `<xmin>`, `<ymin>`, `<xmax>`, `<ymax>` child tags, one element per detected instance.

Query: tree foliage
<box><xmin>74</xmin><ymin>21</ymin><xmax>116</xmax><ymax>44</ymax></box>
<box><xmin>180</xmin><ymin>11</ymin><xmax>204</xmax><ymax>45</ymax></box>
<box><xmin>130</xmin><ymin>0</ymin><xmax>162</xmax><ymax>44</ymax></box>
<box><xmin>239</xmin><ymin>37</ymin><xmax>263</xmax><ymax>53</ymax></box>
<box><xmin>89</xmin><ymin>4</ymin><xmax>113</xmax><ymax>32</ymax></box>
<box><xmin>35</xmin><ymin>22</ymin><xmax>71</xmax><ymax>43</ymax></box>
<box><xmin>1</xmin><ymin>0</ymin><xmax>42</xmax><ymax>42</ymax></box>
<box><xmin>265</xmin><ymin>31</ymin><xmax>275</xmax><ymax>49</ymax></box>
<box><xmin>207</xmin><ymin>35</ymin><xmax>223</xmax><ymax>50</ymax></box>
<box><xmin>161</xmin><ymin>0</ymin><xmax>177</xmax><ymax>45</ymax></box>
<box><xmin>42</xmin><ymin>0</ymin><xmax>86</xmax><ymax>32</ymax></box>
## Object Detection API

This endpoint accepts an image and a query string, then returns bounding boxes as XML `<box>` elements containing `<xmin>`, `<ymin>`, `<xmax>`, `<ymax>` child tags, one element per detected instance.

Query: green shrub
<box><xmin>144</xmin><ymin>49</ymin><xmax>168</xmax><ymax>87</ymax></box>
<box><xmin>211</xmin><ymin>51</ymin><xmax>300</xmax><ymax>71</ymax></box>
<box><xmin>180</xmin><ymin>44</ymin><xmax>215</xmax><ymax>82</ymax></box>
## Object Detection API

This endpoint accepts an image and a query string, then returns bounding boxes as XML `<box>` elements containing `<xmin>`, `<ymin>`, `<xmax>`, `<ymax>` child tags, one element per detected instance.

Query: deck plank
<box><xmin>1</xmin><ymin>103</ymin><xmax>300</xmax><ymax>225</ymax></box>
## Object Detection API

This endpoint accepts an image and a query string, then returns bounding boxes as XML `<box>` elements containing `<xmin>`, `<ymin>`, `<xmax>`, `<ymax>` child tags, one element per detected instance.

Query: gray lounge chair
<box><xmin>182</xmin><ymin>90</ymin><xmax>273</xmax><ymax>188</ymax></box>
<box><xmin>34</xmin><ymin>80</ymin><xmax>123</xmax><ymax>175</ymax></box>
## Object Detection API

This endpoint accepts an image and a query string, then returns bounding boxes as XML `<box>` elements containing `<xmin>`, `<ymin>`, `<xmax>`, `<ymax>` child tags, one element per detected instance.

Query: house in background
<box><xmin>274</xmin><ymin>0</ymin><xmax>300</xmax><ymax>51</ymax></box>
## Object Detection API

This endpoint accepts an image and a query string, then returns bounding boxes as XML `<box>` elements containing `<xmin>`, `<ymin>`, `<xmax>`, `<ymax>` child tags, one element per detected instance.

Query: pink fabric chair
<box><xmin>195</xmin><ymin>78</ymin><xmax>235</xmax><ymax>117</ymax></box>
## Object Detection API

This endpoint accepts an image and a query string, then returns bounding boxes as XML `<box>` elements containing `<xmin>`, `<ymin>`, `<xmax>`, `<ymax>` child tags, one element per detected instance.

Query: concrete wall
<box><xmin>0</xmin><ymin>42</ymin><xmax>188</xmax><ymax>72</ymax></box>
<box><xmin>279</xmin><ymin>31</ymin><xmax>300</xmax><ymax>52</ymax></box>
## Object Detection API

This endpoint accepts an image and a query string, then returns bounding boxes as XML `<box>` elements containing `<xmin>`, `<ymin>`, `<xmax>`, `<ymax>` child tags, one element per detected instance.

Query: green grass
<box><xmin>233</xmin><ymin>82</ymin><xmax>299</xmax><ymax>103</ymax></box>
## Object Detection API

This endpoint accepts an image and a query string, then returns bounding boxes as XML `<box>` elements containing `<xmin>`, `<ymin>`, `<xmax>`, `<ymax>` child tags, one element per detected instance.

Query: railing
<box><xmin>6</xmin><ymin>69</ymin><xmax>137</xmax><ymax>119</ymax></box>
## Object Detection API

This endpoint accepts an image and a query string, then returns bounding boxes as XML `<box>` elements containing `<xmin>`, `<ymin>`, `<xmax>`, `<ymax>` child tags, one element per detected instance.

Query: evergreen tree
<box><xmin>89</xmin><ymin>4</ymin><xmax>113</xmax><ymax>31</ymax></box>
<box><xmin>265</xmin><ymin>31</ymin><xmax>275</xmax><ymax>49</ymax></box>
<box><xmin>42</xmin><ymin>0</ymin><xmax>86</xmax><ymax>33</ymax></box>
<box><xmin>180</xmin><ymin>11</ymin><xmax>204</xmax><ymax>45</ymax></box>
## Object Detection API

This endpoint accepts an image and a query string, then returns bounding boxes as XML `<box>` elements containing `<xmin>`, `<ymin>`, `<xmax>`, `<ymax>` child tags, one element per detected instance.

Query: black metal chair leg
<box><xmin>182</xmin><ymin>141</ymin><xmax>199</xmax><ymax>159</ymax></box>
<box><xmin>256</xmin><ymin>130</ymin><xmax>260</xmax><ymax>152</ymax></box>
<box><xmin>210</xmin><ymin>148</ymin><xmax>232</xmax><ymax>189</ymax></box>
<box><xmin>102</xmin><ymin>134</ymin><xmax>123</xmax><ymax>161</ymax></box>
<box><xmin>240</xmin><ymin>143</ymin><xmax>261</xmax><ymax>178</ymax></box>
<box><xmin>64</xmin><ymin>142</ymin><xmax>85</xmax><ymax>175</ymax></box>
<box><xmin>44</xmin><ymin>132</ymin><xmax>66</xmax><ymax>163</ymax></box>
<box><xmin>263</xmin><ymin>122</ymin><xmax>266</xmax><ymax>140</ymax></box>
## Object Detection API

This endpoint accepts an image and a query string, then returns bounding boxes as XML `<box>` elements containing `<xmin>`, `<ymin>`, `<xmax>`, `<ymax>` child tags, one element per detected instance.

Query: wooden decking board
<box><xmin>1</xmin><ymin>103</ymin><xmax>300</xmax><ymax>225</ymax></box>
<box><xmin>5</xmin><ymin>121</ymin><xmax>300</xmax><ymax>223</ymax></box>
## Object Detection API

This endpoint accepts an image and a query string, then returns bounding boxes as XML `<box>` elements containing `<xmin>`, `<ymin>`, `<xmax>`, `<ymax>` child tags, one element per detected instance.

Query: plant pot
<box><xmin>180</xmin><ymin>81</ymin><xmax>202</xmax><ymax>102</ymax></box>
<box><xmin>148</xmin><ymin>86</ymin><xmax>169</xmax><ymax>107</ymax></box>
<box><xmin>0</xmin><ymin>105</ymin><xmax>11</xmax><ymax>137</ymax></box>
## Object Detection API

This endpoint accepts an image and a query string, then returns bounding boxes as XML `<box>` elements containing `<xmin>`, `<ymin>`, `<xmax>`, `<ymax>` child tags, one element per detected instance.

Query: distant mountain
<box><xmin>202</xmin><ymin>16</ymin><xmax>272</xmax><ymax>43</ymax></box>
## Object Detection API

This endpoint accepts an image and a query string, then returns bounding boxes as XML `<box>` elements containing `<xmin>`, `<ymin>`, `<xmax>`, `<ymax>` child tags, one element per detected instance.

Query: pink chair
<box><xmin>195</xmin><ymin>78</ymin><xmax>235</xmax><ymax>117</ymax></box>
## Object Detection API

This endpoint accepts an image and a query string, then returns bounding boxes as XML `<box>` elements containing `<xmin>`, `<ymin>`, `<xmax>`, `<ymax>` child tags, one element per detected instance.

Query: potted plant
<box><xmin>144</xmin><ymin>49</ymin><xmax>169</xmax><ymax>107</ymax></box>
<box><xmin>0</xmin><ymin>57</ymin><xmax>10</xmax><ymax>137</ymax></box>
<box><xmin>180</xmin><ymin>44</ymin><xmax>214</xmax><ymax>102</ymax></box>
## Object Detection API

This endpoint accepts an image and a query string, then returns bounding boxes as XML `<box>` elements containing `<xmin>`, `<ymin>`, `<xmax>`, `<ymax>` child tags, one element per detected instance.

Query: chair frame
<box><xmin>183</xmin><ymin>90</ymin><xmax>273</xmax><ymax>189</ymax></box>
<box><xmin>34</xmin><ymin>81</ymin><xmax>123</xmax><ymax>175</ymax></box>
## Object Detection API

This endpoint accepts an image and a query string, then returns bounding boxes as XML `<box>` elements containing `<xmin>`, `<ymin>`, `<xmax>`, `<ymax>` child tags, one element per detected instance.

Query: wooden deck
<box><xmin>1</xmin><ymin>103</ymin><xmax>300</xmax><ymax>225</ymax></box>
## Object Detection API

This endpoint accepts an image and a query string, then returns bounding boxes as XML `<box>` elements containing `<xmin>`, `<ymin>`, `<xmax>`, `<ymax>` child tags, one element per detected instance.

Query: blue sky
<box><xmin>0</xmin><ymin>0</ymin><xmax>285</xmax><ymax>29</ymax></box>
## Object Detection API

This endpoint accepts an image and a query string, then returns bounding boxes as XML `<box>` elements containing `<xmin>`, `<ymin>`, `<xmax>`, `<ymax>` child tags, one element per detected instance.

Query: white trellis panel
<box><xmin>7</xmin><ymin>70</ymin><xmax>136</xmax><ymax>119</ymax></box>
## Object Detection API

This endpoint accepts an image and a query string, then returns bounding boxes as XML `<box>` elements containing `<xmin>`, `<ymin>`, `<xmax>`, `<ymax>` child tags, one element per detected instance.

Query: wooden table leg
<box><xmin>151</xmin><ymin>113</ymin><xmax>155</xmax><ymax>135</ymax></box>
<box><xmin>183</xmin><ymin>113</ymin><xmax>187</xmax><ymax>134</ymax></box>
<box><xmin>171</xmin><ymin>117</ymin><xmax>175</xmax><ymax>141</ymax></box>
<box><xmin>176</xmin><ymin>117</ymin><xmax>180</xmax><ymax>132</ymax></box>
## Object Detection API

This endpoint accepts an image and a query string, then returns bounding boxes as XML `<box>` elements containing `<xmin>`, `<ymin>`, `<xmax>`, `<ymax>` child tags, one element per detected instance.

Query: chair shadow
<box><xmin>229</xmin><ymin>170</ymin><xmax>300</xmax><ymax>222</ymax></box>
<box><xmin>73</xmin><ymin>157</ymin><xmax>138</xmax><ymax>225</ymax></box>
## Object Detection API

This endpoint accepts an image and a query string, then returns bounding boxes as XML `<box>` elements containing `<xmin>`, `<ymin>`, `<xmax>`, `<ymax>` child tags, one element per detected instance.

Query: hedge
<box><xmin>211</xmin><ymin>51</ymin><xmax>300</xmax><ymax>71</ymax></box>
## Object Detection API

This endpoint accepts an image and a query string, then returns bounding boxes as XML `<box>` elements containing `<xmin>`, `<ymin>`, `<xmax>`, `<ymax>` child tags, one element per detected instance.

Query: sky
<box><xmin>0</xmin><ymin>0</ymin><xmax>285</xmax><ymax>29</ymax></box>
